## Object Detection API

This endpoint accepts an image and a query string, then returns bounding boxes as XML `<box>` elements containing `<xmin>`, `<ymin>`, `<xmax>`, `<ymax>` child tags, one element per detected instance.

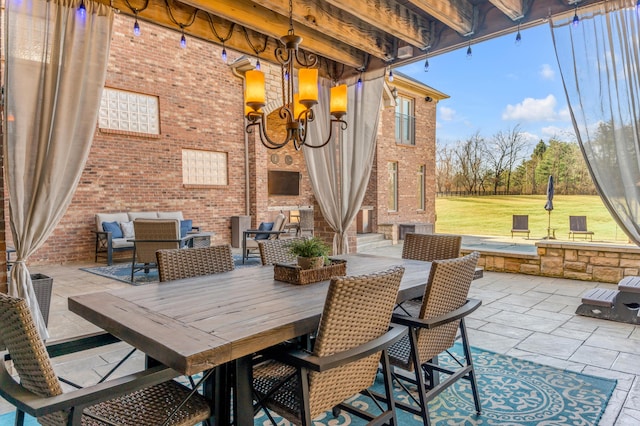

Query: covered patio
<box><xmin>3</xmin><ymin>0</ymin><xmax>640</xmax><ymax>424</ymax></box>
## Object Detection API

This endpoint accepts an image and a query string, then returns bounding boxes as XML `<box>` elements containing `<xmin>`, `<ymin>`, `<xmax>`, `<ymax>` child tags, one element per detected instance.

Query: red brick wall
<box><xmin>371</xmin><ymin>86</ymin><xmax>437</xmax><ymax>230</ymax></box>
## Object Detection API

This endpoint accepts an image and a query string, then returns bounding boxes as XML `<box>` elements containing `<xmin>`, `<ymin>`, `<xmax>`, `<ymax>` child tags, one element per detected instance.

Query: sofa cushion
<box><xmin>120</xmin><ymin>221</ymin><xmax>135</xmax><ymax>239</ymax></box>
<box><xmin>111</xmin><ymin>238</ymin><xmax>134</xmax><ymax>249</ymax></box>
<box><xmin>128</xmin><ymin>212</ymin><xmax>159</xmax><ymax>221</ymax></box>
<box><xmin>158</xmin><ymin>211</ymin><xmax>184</xmax><ymax>220</ymax></box>
<box><xmin>102</xmin><ymin>221</ymin><xmax>124</xmax><ymax>238</ymax></box>
<box><xmin>255</xmin><ymin>222</ymin><xmax>274</xmax><ymax>240</ymax></box>
<box><xmin>96</xmin><ymin>213</ymin><xmax>129</xmax><ymax>232</ymax></box>
<box><xmin>180</xmin><ymin>220</ymin><xmax>193</xmax><ymax>238</ymax></box>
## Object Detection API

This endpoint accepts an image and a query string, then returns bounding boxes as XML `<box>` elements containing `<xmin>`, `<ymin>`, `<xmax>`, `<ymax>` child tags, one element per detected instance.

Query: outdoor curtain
<box><xmin>304</xmin><ymin>69</ymin><xmax>385</xmax><ymax>254</ymax></box>
<box><xmin>550</xmin><ymin>0</ymin><xmax>640</xmax><ymax>244</ymax></box>
<box><xmin>4</xmin><ymin>0</ymin><xmax>113</xmax><ymax>339</ymax></box>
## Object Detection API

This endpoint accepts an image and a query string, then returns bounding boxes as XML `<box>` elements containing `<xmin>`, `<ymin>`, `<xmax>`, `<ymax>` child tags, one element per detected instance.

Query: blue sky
<box><xmin>399</xmin><ymin>24</ymin><xmax>576</xmax><ymax>148</ymax></box>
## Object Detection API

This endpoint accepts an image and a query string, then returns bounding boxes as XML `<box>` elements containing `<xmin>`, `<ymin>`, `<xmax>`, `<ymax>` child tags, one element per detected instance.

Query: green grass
<box><xmin>435</xmin><ymin>195</ymin><xmax>630</xmax><ymax>242</ymax></box>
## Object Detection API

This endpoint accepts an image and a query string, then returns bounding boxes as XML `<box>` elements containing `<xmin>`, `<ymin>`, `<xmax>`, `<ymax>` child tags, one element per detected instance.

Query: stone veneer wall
<box><xmin>461</xmin><ymin>241</ymin><xmax>640</xmax><ymax>284</ymax></box>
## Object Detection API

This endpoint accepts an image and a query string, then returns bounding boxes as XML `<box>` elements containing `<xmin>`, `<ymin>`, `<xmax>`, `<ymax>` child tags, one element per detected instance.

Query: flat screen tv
<box><xmin>268</xmin><ymin>170</ymin><xmax>300</xmax><ymax>196</ymax></box>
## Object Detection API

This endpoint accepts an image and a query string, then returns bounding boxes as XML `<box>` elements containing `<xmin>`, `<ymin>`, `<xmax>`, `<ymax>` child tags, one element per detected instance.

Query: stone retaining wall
<box><xmin>461</xmin><ymin>241</ymin><xmax>640</xmax><ymax>283</ymax></box>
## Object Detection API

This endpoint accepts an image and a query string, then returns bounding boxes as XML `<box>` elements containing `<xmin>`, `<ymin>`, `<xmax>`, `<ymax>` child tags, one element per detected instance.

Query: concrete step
<box><xmin>357</xmin><ymin>233</ymin><xmax>393</xmax><ymax>252</ymax></box>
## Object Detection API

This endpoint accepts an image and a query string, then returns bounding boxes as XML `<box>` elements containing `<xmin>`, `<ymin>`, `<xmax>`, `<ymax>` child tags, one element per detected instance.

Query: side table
<box><xmin>188</xmin><ymin>231</ymin><xmax>214</xmax><ymax>248</ymax></box>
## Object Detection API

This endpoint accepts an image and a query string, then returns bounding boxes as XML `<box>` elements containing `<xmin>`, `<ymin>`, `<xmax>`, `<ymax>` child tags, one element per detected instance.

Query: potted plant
<box><xmin>288</xmin><ymin>237</ymin><xmax>330</xmax><ymax>270</ymax></box>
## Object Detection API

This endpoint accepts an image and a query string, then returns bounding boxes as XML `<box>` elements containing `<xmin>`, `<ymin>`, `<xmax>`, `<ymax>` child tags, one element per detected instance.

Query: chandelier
<box><xmin>244</xmin><ymin>0</ymin><xmax>348</xmax><ymax>150</ymax></box>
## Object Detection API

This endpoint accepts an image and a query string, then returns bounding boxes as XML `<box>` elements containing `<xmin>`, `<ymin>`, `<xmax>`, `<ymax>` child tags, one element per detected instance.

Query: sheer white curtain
<box><xmin>304</xmin><ymin>69</ymin><xmax>385</xmax><ymax>254</ymax></box>
<box><xmin>4</xmin><ymin>0</ymin><xmax>113</xmax><ymax>338</ymax></box>
<box><xmin>550</xmin><ymin>0</ymin><xmax>640</xmax><ymax>243</ymax></box>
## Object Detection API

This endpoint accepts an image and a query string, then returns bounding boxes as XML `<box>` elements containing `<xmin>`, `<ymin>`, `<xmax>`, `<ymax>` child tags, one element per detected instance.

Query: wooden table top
<box><xmin>68</xmin><ymin>254</ymin><xmax>431</xmax><ymax>376</ymax></box>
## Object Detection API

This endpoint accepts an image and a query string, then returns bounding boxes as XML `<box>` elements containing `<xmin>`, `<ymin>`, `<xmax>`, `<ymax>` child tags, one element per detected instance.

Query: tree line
<box><xmin>436</xmin><ymin>125</ymin><xmax>597</xmax><ymax>196</ymax></box>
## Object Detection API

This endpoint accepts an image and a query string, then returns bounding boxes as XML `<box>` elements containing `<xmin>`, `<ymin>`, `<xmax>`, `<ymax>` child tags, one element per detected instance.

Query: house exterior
<box><xmin>1</xmin><ymin>14</ymin><xmax>446</xmax><ymax>265</ymax></box>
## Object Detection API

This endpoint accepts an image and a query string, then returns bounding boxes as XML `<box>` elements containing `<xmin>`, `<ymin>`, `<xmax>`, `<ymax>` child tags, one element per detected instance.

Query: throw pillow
<box><xmin>255</xmin><ymin>222</ymin><xmax>274</xmax><ymax>240</ymax></box>
<box><xmin>102</xmin><ymin>221</ymin><xmax>124</xmax><ymax>239</ymax></box>
<box><xmin>120</xmin><ymin>221</ymin><xmax>135</xmax><ymax>239</ymax></box>
<box><xmin>180</xmin><ymin>219</ymin><xmax>193</xmax><ymax>238</ymax></box>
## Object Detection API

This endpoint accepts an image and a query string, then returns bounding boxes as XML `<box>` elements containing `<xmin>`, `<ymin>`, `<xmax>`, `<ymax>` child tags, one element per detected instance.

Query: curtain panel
<box><xmin>304</xmin><ymin>70</ymin><xmax>385</xmax><ymax>254</ymax></box>
<box><xmin>550</xmin><ymin>0</ymin><xmax>640</xmax><ymax>244</ymax></box>
<box><xmin>4</xmin><ymin>0</ymin><xmax>113</xmax><ymax>338</ymax></box>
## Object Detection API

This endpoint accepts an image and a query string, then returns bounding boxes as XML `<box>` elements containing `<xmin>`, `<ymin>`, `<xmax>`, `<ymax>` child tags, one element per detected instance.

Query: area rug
<box><xmin>80</xmin><ymin>254</ymin><xmax>262</xmax><ymax>285</ymax></box>
<box><xmin>0</xmin><ymin>344</ymin><xmax>616</xmax><ymax>425</ymax></box>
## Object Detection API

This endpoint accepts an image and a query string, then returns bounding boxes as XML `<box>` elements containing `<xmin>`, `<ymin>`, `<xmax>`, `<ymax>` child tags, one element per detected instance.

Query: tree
<box><xmin>436</xmin><ymin>145</ymin><xmax>455</xmax><ymax>193</ymax></box>
<box><xmin>485</xmin><ymin>125</ymin><xmax>528</xmax><ymax>194</ymax></box>
<box><xmin>453</xmin><ymin>132</ymin><xmax>486</xmax><ymax>193</ymax></box>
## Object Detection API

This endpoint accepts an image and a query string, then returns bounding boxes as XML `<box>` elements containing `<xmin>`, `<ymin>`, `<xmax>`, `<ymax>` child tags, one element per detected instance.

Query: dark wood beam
<box><xmin>250</xmin><ymin>0</ymin><xmax>395</xmax><ymax>60</ymax></box>
<box><xmin>323</xmin><ymin>0</ymin><xmax>432</xmax><ymax>49</ymax></box>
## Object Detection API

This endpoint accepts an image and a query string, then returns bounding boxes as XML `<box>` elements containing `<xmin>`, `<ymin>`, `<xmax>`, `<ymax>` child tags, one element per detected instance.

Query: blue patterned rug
<box><xmin>80</xmin><ymin>254</ymin><xmax>262</xmax><ymax>285</ymax></box>
<box><xmin>0</xmin><ymin>343</ymin><xmax>615</xmax><ymax>425</ymax></box>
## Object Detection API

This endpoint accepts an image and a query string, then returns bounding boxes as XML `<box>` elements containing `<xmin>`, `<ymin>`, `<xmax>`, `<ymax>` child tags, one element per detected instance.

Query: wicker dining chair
<box><xmin>387</xmin><ymin>251</ymin><xmax>482</xmax><ymax>425</ymax></box>
<box><xmin>156</xmin><ymin>244</ymin><xmax>235</xmax><ymax>282</ymax></box>
<box><xmin>401</xmin><ymin>233</ymin><xmax>462</xmax><ymax>262</ymax></box>
<box><xmin>258</xmin><ymin>236</ymin><xmax>309</xmax><ymax>265</ymax></box>
<box><xmin>252</xmin><ymin>266</ymin><xmax>406</xmax><ymax>425</ymax></box>
<box><xmin>0</xmin><ymin>292</ymin><xmax>211</xmax><ymax>426</ymax></box>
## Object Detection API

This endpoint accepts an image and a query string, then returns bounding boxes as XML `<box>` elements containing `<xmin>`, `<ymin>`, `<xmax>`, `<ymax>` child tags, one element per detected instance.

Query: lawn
<box><xmin>435</xmin><ymin>195</ymin><xmax>630</xmax><ymax>242</ymax></box>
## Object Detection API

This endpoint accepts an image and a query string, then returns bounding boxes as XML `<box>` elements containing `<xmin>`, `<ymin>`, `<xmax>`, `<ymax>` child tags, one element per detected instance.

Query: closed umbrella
<box><xmin>544</xmin><ymin>176</ymin><xmax>555</xmax><ymax>239</ymax></box>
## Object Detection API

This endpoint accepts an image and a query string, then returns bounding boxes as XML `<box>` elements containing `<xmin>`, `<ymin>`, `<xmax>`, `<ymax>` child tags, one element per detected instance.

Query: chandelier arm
<box><xmin>295</xmin><ymin>50</ymin><xmax>318</xmax><ymax>68</ymax></box>
<box><xmin>301</xmin><ymin>118</ymin><xmax>347</xmax><ymax>149</ymax></box>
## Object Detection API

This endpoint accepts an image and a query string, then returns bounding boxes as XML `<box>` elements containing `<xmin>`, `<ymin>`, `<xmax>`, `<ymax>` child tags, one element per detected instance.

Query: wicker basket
<box><xmin>274</xmin><ymin>259</ymin><xmax>347</xmax><ymax>285</ymax></box>
<box><xmin>31</xmin><ymin>273</ymin><xmax>53</xmax><ymax>326</ymax></box>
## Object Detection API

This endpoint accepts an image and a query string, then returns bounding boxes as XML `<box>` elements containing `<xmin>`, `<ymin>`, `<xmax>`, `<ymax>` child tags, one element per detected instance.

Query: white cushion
<box><xmin>157</xmin><ymin>211</ymin><xmax>184</xmax><ymax>220</ymax></box>
<box><xmin>111</xmin><ymin>238</ymin><xmax>134</xmax><ymax>248</ymax></box>
<box><xmin>96</xmin><ymin>213</ymin><xmax>129</xmax><ymax>232</ymax></box>
<box><xmin>120</xmin><ymin>221</ymin><xmax>135</xmax><ymax>239</ymax></box>
<box><xmin>128</xmin><ymin>212</ymin><xmax>159</xmax><ymax>220</ymax></box>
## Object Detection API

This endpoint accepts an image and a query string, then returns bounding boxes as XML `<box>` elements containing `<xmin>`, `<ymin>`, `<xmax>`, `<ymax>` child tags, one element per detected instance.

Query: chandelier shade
<box><xmin>244</xmin><ymin>0</ymin><xmax>347</xmax><ymax>151</ymax></box>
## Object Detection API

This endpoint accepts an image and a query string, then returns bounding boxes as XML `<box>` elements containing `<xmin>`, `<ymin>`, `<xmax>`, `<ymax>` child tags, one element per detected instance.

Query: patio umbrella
<box><xmin>544</xmin><ymin>176</ymin><xmax>555</xmax><ymax>239</ymax></box>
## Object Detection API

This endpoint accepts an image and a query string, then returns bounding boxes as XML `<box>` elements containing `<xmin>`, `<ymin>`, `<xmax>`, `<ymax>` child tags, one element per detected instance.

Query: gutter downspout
<box><xmin>229</xmin><ymin>57</ymin><xmax>255</xmax><ymax>217</ymax></box>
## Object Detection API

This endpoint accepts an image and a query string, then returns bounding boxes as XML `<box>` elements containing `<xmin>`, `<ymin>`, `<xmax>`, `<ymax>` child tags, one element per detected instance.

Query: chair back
<box><xmin>414</xmin><ymin>252</ymin><xmax>480</xmax><ymax>364</ymax></box>
<box><xmin>156</xmin><ymin>244</ymin><xmax>234</xmax><ymax>282</ymax></box>
<box><xmin>512</xmin><ymin>215</ymin><xmax>529</xmax><ymax>231</ymax></box>
<box><xmin>298</xmin><ymin>209</ymin><xmax>314</xmax><ymax>235</ymax></box>
<box><xmin>0</xmin><ymin>293</ymin><xmax>67</xmax><ymax>424</ymax></box>
<box><xmin>133</xmin><ymin>219</ymin><xmax>181</xmax><ymax>264</ymax></box>
<box><xmin>269</xmin><ymin>213</ymin><xmax>287</xmax><ymax>239</ymax></box>
<box><xmin>570</xmin><ymin>215</ymin><xmax>588</xmax><ymax>232</ymax></box>
<box><xmin>402</xmin><ymin>233</ymin><xmax>461</xmax><ymax>262</ymax></box>
<box><xmin>308</xmin><ymin>266</ymin><xmax>405</xmax><ymax>419</ymax></box>
<box><xmin>258</xmin><ymin>237</ymin><xmax>308</xmax><ymax>265</ymax></box>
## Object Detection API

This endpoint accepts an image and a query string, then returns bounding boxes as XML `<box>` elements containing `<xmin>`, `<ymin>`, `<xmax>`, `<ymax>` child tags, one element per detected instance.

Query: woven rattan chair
<box><xmin>130</xmin><ymin>219</ymin><xmax>190</xmax><ymax>282</ymax></box>
<box><xmin>297</xmin><ymin>209</ymin><xmax>314</xmax><ymax>236</ymax></box>
<box><xmin>387</xmin><ymin>251</ymin><xmax>482</xmax><ymax>425</ymax></box>
<box><xmin>252</xmin><ymin>266</ymin><xmax>406</xmax><ymax>425</ymax></box>
<box><xmin>401</xmin><ymin>233</ymin><xmax>462</xmax><ymax>262</ymax></box>
<box><xmin>0</xmin><ymin>292</ymin><xmax>211</xmax><ymax>426</ymax></box>
<box><xmin>156</xmin><ymin>244</ymin><xmax>235</xmax><ymax>282</ymax></box>
<box><xmin>258</xmin><ymin>236</ymin><xmax>309</xmax><ymax>265</ymax></box>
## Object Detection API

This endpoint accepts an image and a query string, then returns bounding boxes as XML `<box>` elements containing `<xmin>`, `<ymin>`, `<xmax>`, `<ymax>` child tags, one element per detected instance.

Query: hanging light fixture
<box><xmin>244</xmin><ymin>0</ymin><xmax>348</xmax><ymax>150</ymax></box>
<box><xmin>572</xmin><ymin>5</ymin><xmax>580</xmax><ymax>26</ymax></box>
<box><xmin>515</xmin><ymin>22</ymin><xmax>522</xmax><ymax>45</ymax></box>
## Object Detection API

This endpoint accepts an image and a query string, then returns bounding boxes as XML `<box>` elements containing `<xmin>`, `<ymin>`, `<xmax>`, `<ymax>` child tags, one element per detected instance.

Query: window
<box><xmin>182</xmin><ymin>149</ymin><xmax>228</xmax><ymax>186</ymax></box>
<box><xmin>417</xmin><ymin>165</ymin><xmax>426</xmax><ymax>210</ymax></box>
<box><xmin>98</xmin><ymin>88</ymin><xmax>160</xmax><ymax>135</ymax></box>
<box><xmin>395</xmin><ymin>95</ymin><xmax>415</xmax><ymax>145</ymax></box>
<box><xmin>388</xmin><ymin>162</ymin><xmax>398</xmax><ymax>211</ymax></box>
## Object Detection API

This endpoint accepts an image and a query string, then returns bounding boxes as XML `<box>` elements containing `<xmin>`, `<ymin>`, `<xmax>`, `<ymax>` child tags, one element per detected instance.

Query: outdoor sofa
<box><xmin>94</xmin><ymin>211</ymin><xmax>198</xmax><ymax>265</ymax></box>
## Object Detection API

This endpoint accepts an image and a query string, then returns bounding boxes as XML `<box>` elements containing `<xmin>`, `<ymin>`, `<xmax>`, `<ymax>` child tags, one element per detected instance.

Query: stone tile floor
<box><xmin>1</xmin><ymin>242</ymin><xmax>639</xmax><ymax>425</ymax></box>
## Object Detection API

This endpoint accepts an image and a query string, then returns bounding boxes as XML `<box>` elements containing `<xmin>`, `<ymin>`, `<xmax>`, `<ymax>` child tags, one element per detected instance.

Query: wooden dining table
<box><xmin>68</xmin><ymin>253</ymin><xmax>433</xmax><ymax>425</ymax></box>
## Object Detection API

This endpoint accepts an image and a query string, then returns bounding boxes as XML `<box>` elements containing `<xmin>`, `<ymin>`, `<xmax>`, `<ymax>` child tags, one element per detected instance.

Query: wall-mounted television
<box><xmin>268</xmin><ymin>170</ymin><xmax>300</xmax><ymax>196</ymax></box>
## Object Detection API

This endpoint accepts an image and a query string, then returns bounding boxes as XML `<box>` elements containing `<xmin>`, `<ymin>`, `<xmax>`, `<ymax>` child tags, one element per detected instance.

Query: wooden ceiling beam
<box><xmin>323</xmin><ymin>0</ymin><xmax>432</xmax><ymax>49</ymax></box>
<box><xmin>249</xmin><ymin>0</ymin><xmax>395</xmax><ymax>60</ymax></box>
<box><xmin>407</xmin><ymin>0</ymin><xmax>475</xmax><ymax>36</ymax></box>
<box><xmin>488</xmin><ymin>0</ymin><xmax>527</xmax><ymax>21</ymax></box>
<box><xmin>179</xmin><ymin>0</ymin><xmax>366</xmax><ymax>68</ymax></box>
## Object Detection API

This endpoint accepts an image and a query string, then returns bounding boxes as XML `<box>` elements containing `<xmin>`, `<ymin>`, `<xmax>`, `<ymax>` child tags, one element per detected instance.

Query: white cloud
<box><xmin>502</xmin><ymin>94</ymin><xmax>558</xmax><ymax>122</ymax></box>
<box><xmin>558</xmin><ymin>106</ymin><xmax>571</xmax><ymax>121</ymax></box>
<box><xmin>520</xmin><ymin>131</ymin><xmax>540</xmax><ymax>145</ymax></box>
<box><xmin>439</xmin><ymin>106</ymin><xmax>456</xmax><ymax>121</ymax></box>
<box><xmin>539</xmin><ymin>64</ymin><xmax>555</xmax><ymax>80</ymax></box>
<box><xmin>541</xmin><ymin>125</ymin><xmax>576</xmax><ymax>141</ymax></box>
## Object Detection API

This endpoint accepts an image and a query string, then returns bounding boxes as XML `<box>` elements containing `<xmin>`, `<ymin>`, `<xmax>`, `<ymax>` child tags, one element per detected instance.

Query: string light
<box><xmin>637</xmin><ymin>0</ymin><xmax>640</xmax><ymax>12</ymax></box>
<box><xmin>466</xmin><ymin>40</ymin><xmax>472</xmax><ymax>59</ymax></box>
<box><xmin>77</xmin><ymin>0</ymin><xmax>86</xmax><ymax>18</ymax></box>
<box><xmin>255</xmin><ymin>58</ymin><xmax>261</xmax><ymax>71</ymax></box>
<box><xmin>388</xmin><ymin>69</ymin><xmax>394</xmax><ymax>82</ymax></box>
<box><xmin>515</xmin><ymin>22</ymin><xmax>522</xmax><ymax>45</ymax></box>
<box><xmin>133</xmin><ymin>14</ymin><xmax>141</xmax><ymax>37</ymax></box>
<box><xmin>180</xmin><ymin>28</ymin><xmax>187</xmax><ymax>48</ymax></box>
<box><xmin>221</xmin><ymin>47</ymin><xmax>227</xmax><ymax>63</ymax></box>
<box><xmin>424</xmin><ymin>57</ymin><xmax>429</xmax><ymax>72</ymax></box>
<box><xmin>357</xmin><ymin>74</ymin><xmax>363</xmax><ymax>89</ymax></box>
<box><xmin>572</xmin><ymin>6</ymin><xmax>580</xmax><ymax>26</ymax></box>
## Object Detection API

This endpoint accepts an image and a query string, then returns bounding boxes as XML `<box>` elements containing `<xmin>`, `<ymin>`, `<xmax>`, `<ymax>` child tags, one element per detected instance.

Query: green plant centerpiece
<box><xmin>288</xmin><ymin>237</ymin><xmax>330</xmax><ymax>270</ymax></box>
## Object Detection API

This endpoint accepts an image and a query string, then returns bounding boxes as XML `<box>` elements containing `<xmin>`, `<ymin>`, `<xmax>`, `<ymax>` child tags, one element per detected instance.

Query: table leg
<box><xmin>234</xmin><ymin>355</ymin><xmax>254</xmax><ymax>426</ymax></box>
<box><xmin>242</xmin><ymin>233</ymin><xmax>247</xmax><ymax>264</ymax></box>
<box><xmin>211</xmin><ymin>364</ymin><xmax>231</xmax><ymax>425</ymax></box>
